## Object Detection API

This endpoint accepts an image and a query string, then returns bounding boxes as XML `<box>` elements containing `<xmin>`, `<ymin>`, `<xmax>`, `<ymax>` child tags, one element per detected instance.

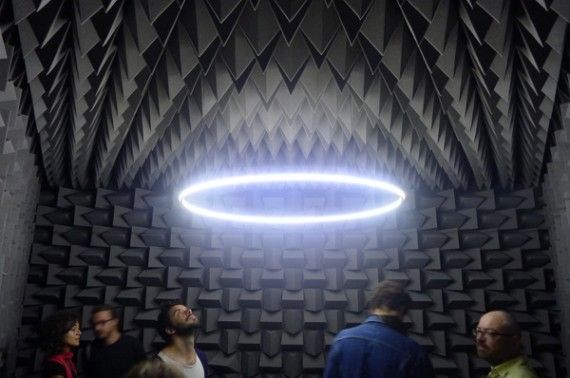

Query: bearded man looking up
<box><xmin>155</xmin><ymin>302</ymin><xmax>208</xmax><ymax>378</ymax></box>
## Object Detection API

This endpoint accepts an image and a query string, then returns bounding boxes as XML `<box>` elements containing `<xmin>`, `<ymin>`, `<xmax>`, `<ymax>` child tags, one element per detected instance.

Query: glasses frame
<box><xmin>91</xmin><ymin>318</ymin><xmax>115</xmax><ymax>327</ymax></box>
<box><xmin>472</xmin><ymin>327</ymin><xmax>515</xmax><ymax>338</ymax></box>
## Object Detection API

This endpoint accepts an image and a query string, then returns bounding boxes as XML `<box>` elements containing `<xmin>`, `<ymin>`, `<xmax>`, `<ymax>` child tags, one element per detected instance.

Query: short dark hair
<box><xmin>367</xmin><ymin>281</ymin><xmax>411</xmax><ymax>312</ymax></box>
<box><xmin>39</xmin><ymin>311</ymin><xmax>80</xmax><ymax>355</ymax></box>
<box><xmin>91</xmin><ymin>304</ymin><xmax>118</xmax><ymax>319</ymax></box>
<box><xmin>157</xmin><ymin>301</ymin><xmax>185</xmax><ymax>342</ymax></box>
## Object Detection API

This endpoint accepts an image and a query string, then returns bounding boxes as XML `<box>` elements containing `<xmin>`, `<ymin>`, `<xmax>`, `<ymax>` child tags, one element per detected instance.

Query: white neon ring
<box><xmin>178</xmin><ymin>173</ymin><xmax>406</xmax><ymax>225</ymax></box>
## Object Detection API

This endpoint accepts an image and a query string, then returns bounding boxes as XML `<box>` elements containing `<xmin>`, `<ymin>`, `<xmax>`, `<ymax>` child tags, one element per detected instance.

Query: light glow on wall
<box><xmin>178</xmin><ymin>173</ymin><xmax>406</xmax><ymax>225</ymax></box>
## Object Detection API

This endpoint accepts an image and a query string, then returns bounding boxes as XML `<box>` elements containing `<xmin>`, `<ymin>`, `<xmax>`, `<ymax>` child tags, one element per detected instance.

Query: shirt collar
<box><xmin>490</xmin><ymin>356</ymin><xmax>526</xmax><ymax>377</ymax></box>
<box><xmin>365</xmin><ymin>314</ymin><xmax>385</xmax><ymax>323</ymax></box>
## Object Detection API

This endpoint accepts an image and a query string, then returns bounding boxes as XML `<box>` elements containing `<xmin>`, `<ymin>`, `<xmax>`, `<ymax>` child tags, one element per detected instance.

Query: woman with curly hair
<box><xmin>38</xmin><ymin>311</ymin><xmax>82</xmax><ymax>378</ymax></box>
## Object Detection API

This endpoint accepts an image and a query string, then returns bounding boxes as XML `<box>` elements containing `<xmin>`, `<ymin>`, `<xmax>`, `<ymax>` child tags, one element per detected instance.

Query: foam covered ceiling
<box><xmin>1</xmin><ymin>0</ymin><xmax>569</xmax><ymax>191</ymax></box>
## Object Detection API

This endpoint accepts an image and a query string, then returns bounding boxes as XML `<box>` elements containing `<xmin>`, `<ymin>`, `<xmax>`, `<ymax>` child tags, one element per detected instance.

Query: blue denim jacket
<box><xmin>324</xmin><ymin>315</ymin><xmax>435</xmax><ymax>378</ymax></box>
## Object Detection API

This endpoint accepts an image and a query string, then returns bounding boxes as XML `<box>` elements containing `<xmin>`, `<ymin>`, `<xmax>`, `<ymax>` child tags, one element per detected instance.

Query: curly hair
<box><xmin>38</xmin><ymin>311</ymin><xmax>80</xmax><ymax>355</ymax></box>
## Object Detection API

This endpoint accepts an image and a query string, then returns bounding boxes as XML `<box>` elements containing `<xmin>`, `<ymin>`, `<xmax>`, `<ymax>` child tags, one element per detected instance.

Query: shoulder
<box><xmin>335</xmin><ymin>321</ymin><xmax>405</xmax><ymax>340</ymax></box>
<box><xmin>196</xmin><ymin>347</ymin><xmax>208</xmax><ymax>363</ymax></box>
<box><xmin>335</xmin><ymin>323</ymin><xmax>426</xmax><ymax>355</ymax></box>
<box><xmin>119</xmin><ymin>334</ymin><xmax>143</xmax><ymax>347</ymax></box>
<box><xmin>119</xmin><ymin>334</ymin><xmax>137</xmax><ymax>343</ymax></box>
<box><xmin>152</xmin><ymin>352</ymin><xmax>164</xmax><ymax>361</ymax></box>
<box><xmin>398</xmin><ymin>333</ymin><xmax>428</xmax><ymax>359</ymax></box>
<box><xmin>89</xmin><ymin>338</ymin><xmax>104</xmax><ymax>348</ymax></box>
<box><xmin>336</xmin><ymin>323</ymin><xmax>366</xmax><ymax>337</ymax></box>
<box><xmin>510</xmin><ymin>358</ymin><xmax>539</xmax><ymax>378</ymax></box>
<box><xmin>43</xmin><ymin>359</ymin><xmax>66</xmax><ymax>374</ymax></box>
<box><xmin>331</xmin><ymin>324</ymin><xmax>376</xmax><ymax>348</ymax></box>
<box><xmin>402</xmin><ymin>334</ymin><xmax>424</xmax><ymax>350</ymax></box>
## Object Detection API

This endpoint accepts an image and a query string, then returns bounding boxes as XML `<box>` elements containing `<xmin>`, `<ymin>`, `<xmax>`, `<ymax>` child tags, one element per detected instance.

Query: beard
<box><xmin>476</xmin><ymin>346</ymin><xmax>489</xmax><ymax>357</ymax></box>
<box><xmin>171</xmin><ymin>322</ymin><xmax>200</xmax><ymax>338</ymax></box>
<box><xmin>477</xmin><ymin>346</ymin><xmax>500</xmax><ymax>365</ymax></box>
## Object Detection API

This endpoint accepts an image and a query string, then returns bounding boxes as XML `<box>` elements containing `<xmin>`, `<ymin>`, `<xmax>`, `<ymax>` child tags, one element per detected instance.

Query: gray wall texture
<box><xmin>0</xmin><ymin>1</ymin><xmax>568</xmax><ymax>377</ymax></box>
<box><xmin>543</xmin><ymin>70</ymin><xmax>570</xmax><ymax>376</ymax></box>
<box><xmin>0</xmin><ymin>31</ymin><xmax>40</xmax><ymax>376</ymax></box>
<box><xmin>17</xmin><ymin>186</ymin><xmax>563</xmax><ymax>377</ymax></box>
<box><xmin>1</xmin><ymin>0</ymin><xmax>568</xmax><ymax>193</ymax></box>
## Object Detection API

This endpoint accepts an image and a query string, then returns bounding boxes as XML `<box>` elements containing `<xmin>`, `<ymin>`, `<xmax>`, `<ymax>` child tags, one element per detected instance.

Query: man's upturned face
<box><xmin>91</xmin><ymin>310</ymin><xmax>118</xmax><ymax>340</ymax></box>
<box><xmin>475</xmin><ymin>312</ymin><xmax>520</xmax><ymax>365</ymax></box>
<box><xmin>167</xmin><ymin>305</ymin><xmax>200</xmax><ymax>336</ymax></box>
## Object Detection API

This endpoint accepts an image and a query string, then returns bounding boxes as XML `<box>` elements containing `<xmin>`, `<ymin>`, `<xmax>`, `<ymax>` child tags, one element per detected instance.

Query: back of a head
<box><xmin>367</xmin><ymin>280</ymin><xmax>411</xmax><ymax>312</ymax></box>
<box><xmin>126</xmin><ymin>360</ymin><xmax>184</xmax><ymax>378</ymax></box>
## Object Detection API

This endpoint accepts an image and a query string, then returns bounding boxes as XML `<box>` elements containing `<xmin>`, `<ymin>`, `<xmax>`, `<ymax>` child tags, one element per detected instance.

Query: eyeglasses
<box><xmin>92</xmin><ymin>318</ymin><xmax>114</xmax><ymax>327</ymax></box>
<box><xmin>472</xmin><ymin>327</ymin><xmax>514</xmax><ymax>338</ymax></box>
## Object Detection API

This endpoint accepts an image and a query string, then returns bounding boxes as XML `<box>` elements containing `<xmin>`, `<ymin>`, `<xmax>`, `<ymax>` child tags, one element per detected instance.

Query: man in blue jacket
<box><xmin>324</xmin><ymin>280</ymin><xmax>435</xmax><ymax>378</ymax></box>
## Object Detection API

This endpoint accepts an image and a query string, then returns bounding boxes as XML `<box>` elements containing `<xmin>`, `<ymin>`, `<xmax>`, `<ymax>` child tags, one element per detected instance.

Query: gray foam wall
<box><xmin>543</xmin><ymin>70</ymin><xmax>570</xmax><ymax>376</ymax></box>
<box><xmin>0</xmin><ymin>31</ymin><xmax>40</xmax><ymax>376</ymax></box>
<box><xmin>17</xmin><ymin>186</ymin><xmax>563</xmax><ymax>377</ymax></box>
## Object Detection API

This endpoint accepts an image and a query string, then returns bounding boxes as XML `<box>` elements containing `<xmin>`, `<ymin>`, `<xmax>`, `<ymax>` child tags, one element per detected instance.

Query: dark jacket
<box><xmin>324</xmin><ymin>315</ymin><xmax>435</xmax><ymax>378</ymax></box>
<box><xmin>83</xmin><ymin>334</ymin><xmax>146</xmax><ymax>378</ymax></box>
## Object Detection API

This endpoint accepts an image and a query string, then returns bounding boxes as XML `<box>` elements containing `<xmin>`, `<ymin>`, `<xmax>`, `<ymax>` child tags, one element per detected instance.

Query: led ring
<box><xmin>178</xmin><ymin>173</ymin><xmax>406</xmax><ymax>225</ymax></box>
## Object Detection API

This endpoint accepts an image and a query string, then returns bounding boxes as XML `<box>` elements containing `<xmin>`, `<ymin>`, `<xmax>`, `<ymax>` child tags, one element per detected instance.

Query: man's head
<box><xmin>474</xmin><ymin>310</ymin><xmax>522</xmax><ymax>365</ymax></box>
<box><xmin>157</xmin><ymin>302</ymin><xmax>200</xmax><ymax>343</ymax></box>
<box><xmin>91</xmin><ymin>305</ymin><xmax>120</xmax><ymax>340</ymax></box>
<box><xmin>367</xmin><ymin>280</ymin><xmax>411</xmax><ymax>318</ymax></box>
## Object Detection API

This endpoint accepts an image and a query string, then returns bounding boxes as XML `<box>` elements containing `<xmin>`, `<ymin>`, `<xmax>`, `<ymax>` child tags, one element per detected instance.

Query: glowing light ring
<box><xmin>178</xmin><ymin>173</ymin><xmax>406</xmax><ymax>225</ymax></box>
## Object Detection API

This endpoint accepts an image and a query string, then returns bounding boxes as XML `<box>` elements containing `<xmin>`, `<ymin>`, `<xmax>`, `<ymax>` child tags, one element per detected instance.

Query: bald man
<box><xmin>474</xmin><ymin>310</ymin><xmax>537</xmax><ymax>378</ymax></box>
